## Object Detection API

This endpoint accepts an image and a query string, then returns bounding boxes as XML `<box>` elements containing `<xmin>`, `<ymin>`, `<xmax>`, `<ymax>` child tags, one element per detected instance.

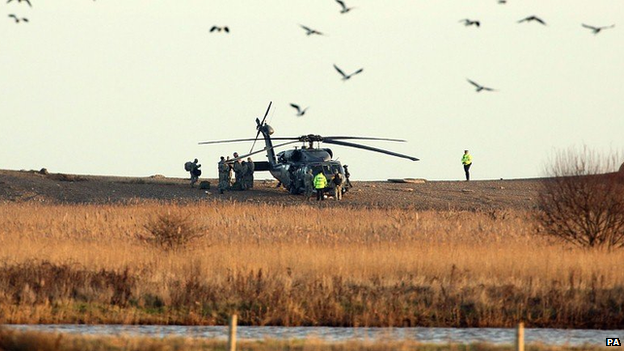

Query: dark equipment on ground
<box><xmin>199</xmin><ymin>102</ymin><xmax>419</xmax><ymax>196</ymax></box>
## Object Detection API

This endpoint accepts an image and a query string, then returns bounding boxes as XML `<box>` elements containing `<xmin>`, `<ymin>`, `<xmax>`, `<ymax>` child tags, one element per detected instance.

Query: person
<box><xmin>232</xmin><ymin>153</ymin><xmax>244</xmax><ymax>189</ymax></box>
<box><xmin>343</xmin><ymin>165</ymin><xmax>352</xmax><ymax>188</ymax></box>
<box><xmin>245</xmin><ymin>157</ymin><xmax>255</xmax><ymax>189</ymax></box>
<box><xmin>313</xmin><ymin>171</ymin><xmax>327</xmax><ymax>201</ymax></box>
<box><xmin>303</xmin><ymin>169</ymin><xmax>314</xmax><ymax>200</ymax></box>
<box><xmin>240</xmin><ymin>161</ymin><xmax>249</xmax><ymax>190</ymax></box>
<box><xmin>226</xmin><ymin>156</ymin><xmax>233</xmax><ymax>184</ymax></box>
<box><xmin>331</xmin><ymin>170</ymin><xmax>344</xmax><ymax>200</ymax></box>
<box><xmin>462</xmin><ymin>150</ymin><xmax>472</xmax><ymax>181</ymax></box>
<box><xmin>187</xmin><ymin>158</ymin><xmax>201</xmax><ymax>187</ymax></box>
<box><xmin>217</xmin><ymin>156</ymin><xmax>230</xmax><ymax>194</ymax></box>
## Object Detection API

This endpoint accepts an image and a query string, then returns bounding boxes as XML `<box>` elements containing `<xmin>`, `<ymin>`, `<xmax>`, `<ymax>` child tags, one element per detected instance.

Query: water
<box><xmin>6</xmin><ymin>325</ymin><xmax>622</xmax><ymax>346</ymax></box>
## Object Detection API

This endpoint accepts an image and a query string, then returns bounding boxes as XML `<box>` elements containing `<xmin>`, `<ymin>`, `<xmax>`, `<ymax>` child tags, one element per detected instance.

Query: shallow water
<box><xmin>7</xmin><ymin>325</ymin><xmax>622</xmax><ymax>346</ymax></box>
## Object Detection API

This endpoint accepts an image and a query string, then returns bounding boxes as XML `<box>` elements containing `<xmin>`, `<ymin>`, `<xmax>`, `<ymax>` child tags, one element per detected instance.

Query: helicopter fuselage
<box><xmin>268</xmin><ymin>147</ymin><xmax>346</xmax><ymax>195</ymax></box>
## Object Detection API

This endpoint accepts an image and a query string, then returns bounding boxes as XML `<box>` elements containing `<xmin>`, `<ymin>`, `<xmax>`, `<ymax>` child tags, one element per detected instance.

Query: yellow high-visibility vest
<box><xmin>462</xmin><ymin>154</ymin><xmax>472</xmax><ymax>165</ymax></box>
<box><xmin>314</xmin><ymin>173</ymin><xmax>327</xmax><ymax>189</ymax></box>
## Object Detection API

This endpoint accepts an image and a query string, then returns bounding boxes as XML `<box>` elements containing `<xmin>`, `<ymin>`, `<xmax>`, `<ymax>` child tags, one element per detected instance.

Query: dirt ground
<box><xmin>0</xmin><ymin>169</ymin><xmax>541</xmax><ymax>210</ymax></box>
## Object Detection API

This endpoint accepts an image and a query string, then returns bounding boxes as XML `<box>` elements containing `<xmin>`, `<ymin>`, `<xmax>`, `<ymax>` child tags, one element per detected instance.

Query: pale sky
<box><xmin>1</xmin><ymin>0</ymin><xmax>622</xmax><ymax>180</ymax></box>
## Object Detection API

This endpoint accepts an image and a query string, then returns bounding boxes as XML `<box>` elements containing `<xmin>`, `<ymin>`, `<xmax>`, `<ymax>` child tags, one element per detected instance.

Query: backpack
<box><xmin>184</xmin><ymin>161</ymin><xmax>193</xmax><ymax>172</ymax></box>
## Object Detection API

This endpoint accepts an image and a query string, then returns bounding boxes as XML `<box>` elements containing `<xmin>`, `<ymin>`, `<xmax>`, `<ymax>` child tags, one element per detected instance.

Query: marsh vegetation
<box><xmin>0</xmin><ymin>201</ymin><xmax>622</xmax><ymax>328</ymax></box>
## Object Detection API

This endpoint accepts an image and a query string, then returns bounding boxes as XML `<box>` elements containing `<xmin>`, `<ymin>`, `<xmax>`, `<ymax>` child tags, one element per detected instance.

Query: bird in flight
<box><xmin>8</xmin><ymin>14</ymin><xmax>28</xmax><ymax>23</ymax></box>
<box><xmin>335</xmin><ymin>0</ymin><xmax>354</xmax><ymax>14</ymax></box>
<box><xmin>518</xmin><ymin>16</ymin><xmax>547</xmax><ymax>25</ymax></box>
<box><xmin>299</xmin><ymin>24</ymin><xmax>323</xmax><ymax>36</ymax></box>
<box><xmin>334</xmin><ymin>65</ymin><xmax>363</xmax><ymax>81</ymax></box>
<box><xmin>210</xmin><ymin>26</ymin><xmax>229</xmax><ymax>33</ymax></box>
<box><xmin>459</xmin><ymin>19</ymin><xmax>480</xmax><ymax>27</ymax></box>
<box><xmin>7</xmin><ymin>0</ymin><xmax>32</xmax><ymax>7</ymax></box>
<box><xmin>467</xmin><ymin>79</ymin><xmax>497</xmax><ymax>92</ymax></box>
<box><xmin>289</xmin><ymin>103</ymin><xmax>309</xmax><ymax>117</ymax></box>
<box><xmin>582</xmin><ymin>23</ymin><xmax>615</xmax><ymax>34</ymax></box>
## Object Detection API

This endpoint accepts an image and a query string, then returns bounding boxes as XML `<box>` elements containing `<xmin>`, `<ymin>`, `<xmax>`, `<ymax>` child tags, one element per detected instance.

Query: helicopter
<box><xmin>199</xmin><ymin>102</ymin><xmax>419</xmax><ymax>195</ymax></box>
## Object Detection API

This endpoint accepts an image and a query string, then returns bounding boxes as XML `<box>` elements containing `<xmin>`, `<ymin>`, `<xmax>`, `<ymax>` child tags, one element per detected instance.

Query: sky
<box><xmin>1</xmin><ymin>0</ymin><xmax>623</xmax><ymax>181</ymax></box>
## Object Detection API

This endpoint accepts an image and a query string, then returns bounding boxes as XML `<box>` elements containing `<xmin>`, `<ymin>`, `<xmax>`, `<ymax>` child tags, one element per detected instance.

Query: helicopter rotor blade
<box><xmin>250</xmin><ymin>101</ymin><xmax>273</xmax><ymax>154</ymax></box>
<box><xmin>229</xmin><ymin>140</ymin><xmax>300</xmax><ymax>163</ymax></box>
<box><xmin>199</xmin><ymin>136</ymin><xmax>303</xmax><ymax>145</ymax></box>
<box><xmin>322</xmin><ymin>139</ymin><xmax>419</xmax><ymax>161</ymax></box>
<box><xmin>322</xmin><ymin>136</ymin><xmax>406</xmax><ymax>142</ymax></box>
<box><xmin>199</xmin><ymin>137</ymin><xmax>260</xmax><ymax>145</ymax></box>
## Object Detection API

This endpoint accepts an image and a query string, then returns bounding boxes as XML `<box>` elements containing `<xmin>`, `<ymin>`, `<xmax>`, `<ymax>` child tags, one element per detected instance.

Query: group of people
<box><xmin>303</xmin><ymin>167</ymin><xmax>351</xmax><ymax>201</ymax></box>
<box><xmin>217</xmin><ymin>152</ymin><xmax>254</xmax><ymax>194</ymax></box>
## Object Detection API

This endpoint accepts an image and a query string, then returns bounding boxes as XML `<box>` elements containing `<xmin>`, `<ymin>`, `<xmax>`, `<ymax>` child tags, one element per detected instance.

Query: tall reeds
<box><xmin>0</xmin><ymin>202</ymin><xmax>622</xmax><ymax>327</ymax></box>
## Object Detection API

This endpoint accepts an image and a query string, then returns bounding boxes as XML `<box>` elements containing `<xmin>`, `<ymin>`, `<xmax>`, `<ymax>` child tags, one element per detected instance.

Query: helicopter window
<box><xmin>308</xmin><ymin>165</ymin><xmax>323</xmax><ymax>175</ymax></box>
<box><xmin>330</xmin><ymin>164</ymin><xmax>343</xmax><ymax>174</ymax></box>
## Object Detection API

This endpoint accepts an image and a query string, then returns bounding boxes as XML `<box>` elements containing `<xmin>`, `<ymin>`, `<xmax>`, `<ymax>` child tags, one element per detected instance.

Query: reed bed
<box><xmin>0</xmin><ymin>201</ymin><xmax>622</xmax><ymax>328</ymax></box>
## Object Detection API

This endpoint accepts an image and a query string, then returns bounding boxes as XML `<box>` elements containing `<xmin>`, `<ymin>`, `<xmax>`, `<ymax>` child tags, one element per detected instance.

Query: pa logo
<box><xmin>607</xmin><ymin>338</ymin><xmax>621</xmax><ymax>346</ymax></box>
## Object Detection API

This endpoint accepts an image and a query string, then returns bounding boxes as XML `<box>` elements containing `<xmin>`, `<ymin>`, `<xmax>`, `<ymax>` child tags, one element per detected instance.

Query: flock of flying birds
<box><xmin>7</xmin><ymin>0</ymin><xmax>30</xmax><ymax>23</ymax></box>
<box><xmin>8</xmin><ymin>0</ymin><xmax>616</xmax><ymax>116</ymax></box>
<box><xmin>458</xmin><ymin>14</ymin><xmax>615</xmax><ymax>92</ymax></box>
<box><xmin>286</xmin><ymin>2</ymin><xmax>617</xmax><ymax>115</ymax></box>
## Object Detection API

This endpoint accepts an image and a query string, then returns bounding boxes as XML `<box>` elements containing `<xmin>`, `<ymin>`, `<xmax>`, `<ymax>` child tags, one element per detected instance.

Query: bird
<box><xmin>299</xmin><ymin>24</ymin><xmax>323</xmax><ymax>36</ymax></box>
<box><xmin>210</xmin><ymin>26</ymin><xmax>229</xmax><ymax>33</ymax></box>
<box><xmin>8</xmin><ymin>14</ymin><xmax>28</xmax><ymax>23</ymax></box>
<box><xmin>518</xmin><ymin>16</ymin><xmax>547</xmax><ymax>25</ymax></box>
<box><xmin>467</xmin><ymin>79</ymin><xmax>497</xmax><ymax>92</ymax></box>
<box><xmin>289</xmin><ymin>103</ymin><xmax>309</xmax><ymax>117</ymax></box>
<box><xmin>334</xmin><ymin>64</ymin><xmax>363</xmax><ymax>81</ymax></box>
<box><xmin>498</xmin><ymin>0</ymin><xmax>507</xmax><ymax>3</ymax></box>
<box><xmin>7</xmin><ymin>0</ymin><xmax>32</xmax><ymax>7</ymax></box>
<box><xmin>335</xmin><ymin>0</ymin><xmax>354</xmax><ymax>14</ymax></box>
<box><xmin>582</xmin><ymin>23</ymin><xmax>615</xmax><ymax>34</ymax></box>
<box><xmin>459</xmin><ymin>19</ymin><xmax>480</xmax><ymax>27</ymax></box>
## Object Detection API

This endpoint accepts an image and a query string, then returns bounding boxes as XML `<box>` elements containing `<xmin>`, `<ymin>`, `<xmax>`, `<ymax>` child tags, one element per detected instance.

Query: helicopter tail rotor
<box><xmin>250</xmin><ymin>101</ymin><xmax>272</xmax><ymax>154</ymax></box>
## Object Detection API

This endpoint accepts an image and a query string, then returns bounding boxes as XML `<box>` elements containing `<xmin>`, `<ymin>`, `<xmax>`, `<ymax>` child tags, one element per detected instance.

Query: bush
<box><xmin>139</xmin><ymin>210</ymin><xmax>205</xmax><ymax>251</ymax></box>
<box><xmin>536</xmin><ymin>148</ymin><xmax>624</xmax><ymax>249</ymax></box>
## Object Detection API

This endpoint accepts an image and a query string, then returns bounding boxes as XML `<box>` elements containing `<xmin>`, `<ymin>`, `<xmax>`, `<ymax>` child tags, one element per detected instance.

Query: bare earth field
<box><xmin>0</xmin><ymin>169</ymin><xmax>539</xmax><ymax>210</ymax></box>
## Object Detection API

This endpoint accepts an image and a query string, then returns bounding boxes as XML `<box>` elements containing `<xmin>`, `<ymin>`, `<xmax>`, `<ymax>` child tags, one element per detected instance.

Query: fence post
<box><xmin>516</xmin><ymin>322</ymin><xmax>524</xmax><ymax>351</ymax></box>
<box><xmin>228</xmin><ymin>314</ymin><xmax>238</xmax><ymax>351</ymax></box>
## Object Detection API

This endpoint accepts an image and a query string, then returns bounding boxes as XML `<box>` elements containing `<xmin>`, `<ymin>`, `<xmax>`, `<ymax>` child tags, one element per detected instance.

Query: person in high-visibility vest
<box><xmin>313</xmin><ymin>171</ymin><xmax>328</xmax><ymax>201</ymax></box>
<box><xmin>461</xmin><ymin>150</ymin><xmax>472</xmax><ymax>181</ymax></box>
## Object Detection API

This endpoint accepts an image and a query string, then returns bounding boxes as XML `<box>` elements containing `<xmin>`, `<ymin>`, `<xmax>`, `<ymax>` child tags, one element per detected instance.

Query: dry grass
<box><xmin>0</xmin><ymin>201</ymin><xmax>622</xmax><ymax>327</ymax></box>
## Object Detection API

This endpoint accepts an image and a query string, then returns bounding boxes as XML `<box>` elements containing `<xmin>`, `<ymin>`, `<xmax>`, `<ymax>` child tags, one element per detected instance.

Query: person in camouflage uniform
<box><xmin>331</xmin><ymin>170</ymin><xmax>344</xmax><ymax>200</ymax></box>
<box><xmin>217</xmin><ymin>156</ymin><xmax>230</xmax><ymax>194</ymax></box>
<box><xmin>240</xmin><ymin>161</ymin><xmax>249</xmax><ymax>190</ymax></box>
<box><xmin>245</xmin><ymin>157</ymin><xmax>255</xmax><ymax>189</ymax></box>
<box><xmin>232</xmin><ymin>152</ymin><xmax>244</xmax><ymax>190</ymax></box>
<box><xmin>304</xmin><ymin>169</ymin><xmax>314</xmax><ymax>201</ymax></box>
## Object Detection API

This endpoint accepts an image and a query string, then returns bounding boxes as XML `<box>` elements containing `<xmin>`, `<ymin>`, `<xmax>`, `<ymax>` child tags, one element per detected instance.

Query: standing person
<box><xmin>313</xmin><ymin>171</ymin><xmax>327</xmax><ymax>201</ymax></box>
<box><xmin>226</xmin><ymin>156</ymin><xmax>233</xmax><ymax>185</ymax></box>
<box><xmin>303</xmin><ymin>169</ymin><xmax>314</xmax><ymax>201</ymax></box>
<box><xmin>186</xmin><ymin>158</ymin><xmax>201</xmax><ymax>187</ymax></box>
<box><xmin>246</xmin><ymin>157</ymin><xmax>255</xmax><ymax>189</ymax></box>
<box><xmin>218</xmin><ymin>156</ymin><xmax>229</xmax><ymax>194</ymax></box>
<box><xmin>232</xmin><ymin>153</ymin><xmax>244</xmax><ymax>189</ymax></box>
<box><xmin>462</xmin><ymin>150</ymin><xmax>472</xmax><ymax>181</ymax></box>
<box><xmin>240</xmin><ymin>161</ymin><xmax>249</xmax><ymax>190</ymax></box>
<box><xmin>331</xmin><ymin>170</ymin><xmax>344</xmax><ymax>200</ymax></box>
<box><xmin>343</xmin><ymin>165</ymin><xmax>353</xmax><ymax>188</ymax></box>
